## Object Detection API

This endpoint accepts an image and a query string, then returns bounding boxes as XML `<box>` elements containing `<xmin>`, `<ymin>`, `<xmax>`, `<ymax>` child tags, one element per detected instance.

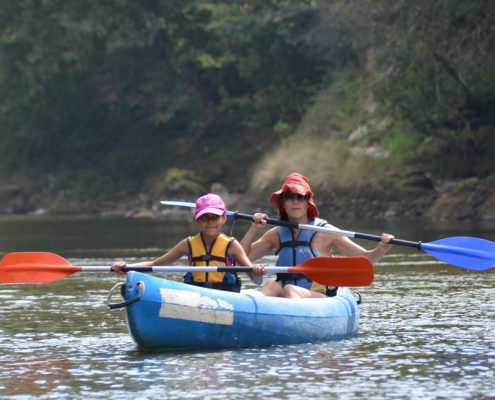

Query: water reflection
<box><xmin>2</xmin><ymin>355</ymin><xmax>74</xmax><ymax>396</ymax></box>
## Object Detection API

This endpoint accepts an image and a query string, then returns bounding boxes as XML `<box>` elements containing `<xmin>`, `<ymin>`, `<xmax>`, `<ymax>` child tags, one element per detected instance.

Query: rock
<box><xmin>351</xmin><ymin>145</ymin><xmax>390</xmax><ymax>159</ymax></box>
<box><xmin>349</xmin><ymin>125</ymin><xmax>369</xmax><ymax>141</ymax></box>
<box><xmin>478</xmin><ymin>192</ymin><xmax>495</xmax><ymax>220</ymax></box>
<box><xmin>395</xmin><ymin>168</ymin><xmax>434</xmax><ymax>190</ymax></box>
<box><xmin>128</xmin><ymin>209</ymin><xmax>155</xmax><ymax>219</ymax></box>
<box><xmin>428</xmin><ymin>178</ymin><xmax>492</xmax><ymax>220</ymax></box>
<box><xmin>154</xmin><ymin>207</ymin><xmax>193</xmax><ymax>221</ymax></box>
<box><xmin>33</xmin><ymin>208</ymin><xmax>48</xmax><ymax>216</ymax></box>
<box><xmin>210</xmin><ymin>183</ymin><xmax>240</xmax><ymax>209</ymax></box>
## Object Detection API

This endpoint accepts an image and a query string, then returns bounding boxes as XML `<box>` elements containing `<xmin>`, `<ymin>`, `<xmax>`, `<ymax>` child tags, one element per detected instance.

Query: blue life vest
<box><xmin>275</xmin><ymin>218</ymin><xmax>327</xmax><ymax>289</ymax></box>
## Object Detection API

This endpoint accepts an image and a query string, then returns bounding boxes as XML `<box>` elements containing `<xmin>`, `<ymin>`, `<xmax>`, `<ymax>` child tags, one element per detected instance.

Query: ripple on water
<box><xmin>1</xmin><ymin>252</ymin><xmax>494</xmax><ymax>399</ymax></box>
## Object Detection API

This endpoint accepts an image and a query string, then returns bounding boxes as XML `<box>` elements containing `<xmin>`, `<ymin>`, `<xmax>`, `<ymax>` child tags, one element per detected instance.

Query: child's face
<box><xmin>196</xmin><ymin>213</ymin><xmax>227</xmax><ymax>237</ymax></box>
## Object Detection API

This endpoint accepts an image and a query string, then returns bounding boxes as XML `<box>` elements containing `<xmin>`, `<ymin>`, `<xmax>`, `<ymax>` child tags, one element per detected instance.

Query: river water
<box><xmin>0</xmin><ymin>216</ymin><xmax>494</xmax><ymax>399</ymax></box>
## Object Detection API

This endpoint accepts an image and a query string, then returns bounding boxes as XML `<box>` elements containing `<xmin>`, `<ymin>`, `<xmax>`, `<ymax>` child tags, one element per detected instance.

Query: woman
<box><xmin>241</xmin><ymin>173</ymin><xmax>394</xmax><ymax>298</ymax></box>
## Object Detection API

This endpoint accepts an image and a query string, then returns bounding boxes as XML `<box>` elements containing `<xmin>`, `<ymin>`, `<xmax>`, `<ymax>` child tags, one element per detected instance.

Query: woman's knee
<box><xmin>261</xmin><ymin>280</ymin><xmax>284</xmax><ymax>296</ymax></box>
<box><xmin>283</xmin><ymin>284</ymin><xmax>303</xmax><ymax>299</ymax></box>
<box><xmin>283</xmin><ymin>284</ymin><xmax>318</xmax><ymax>299</ymax></box>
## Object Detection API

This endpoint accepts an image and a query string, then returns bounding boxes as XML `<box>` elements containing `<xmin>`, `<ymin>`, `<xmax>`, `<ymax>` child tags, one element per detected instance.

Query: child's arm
<box><xmin>111</xmin><ymin>239</ymin><xmax>189</xmax><ymax>274</ymax></box>
<box><xmin>150</xmin><ymin>239</ymin><xmax>189</xmax><ymax>266</ymax></box>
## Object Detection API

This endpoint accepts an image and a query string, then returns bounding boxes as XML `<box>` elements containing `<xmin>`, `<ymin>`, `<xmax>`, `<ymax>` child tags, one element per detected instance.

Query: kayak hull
<box><xmin>122</xmin><ymin>271</ymin><xmax>359</xmax><ymax>350</ymax></box>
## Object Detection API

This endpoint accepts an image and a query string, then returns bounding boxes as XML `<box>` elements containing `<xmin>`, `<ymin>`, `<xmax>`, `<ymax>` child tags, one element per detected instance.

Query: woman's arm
<box><xmin>239</xmin><ymin>213</ymin><xmax>279</xmax><ymax>262</ymax></box>
<box><xmin>332</xmin><ymin>232</ymin><xmax>394</xmax><ymax>264</ymax></box>
<box><xmin>239</xmin><ymin>213</ymin><xmax>268</xmax><ymax>253</ymax></box>
<box><xmin>228</xmin><ymin>239</ymin><xmax>265</xmax><ymax>284</ymax></box>
<box><xmin>245</xmin><ymin>228</ymin><xmax>279</xmax><ymax>261</ymax></box>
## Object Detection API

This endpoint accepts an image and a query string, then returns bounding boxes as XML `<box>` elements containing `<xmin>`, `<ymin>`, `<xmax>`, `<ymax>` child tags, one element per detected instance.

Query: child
<box><xmin>112</xmin><ymin>193</ymin><xmax>264</xmax><ymax>292</ymax></box>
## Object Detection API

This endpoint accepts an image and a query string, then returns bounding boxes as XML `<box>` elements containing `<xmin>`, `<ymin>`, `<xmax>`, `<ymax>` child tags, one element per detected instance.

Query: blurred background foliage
<box><xmin>0</xmin><ymin>0</ymin><xmax>493</xmax><ymax>206</ymax></box>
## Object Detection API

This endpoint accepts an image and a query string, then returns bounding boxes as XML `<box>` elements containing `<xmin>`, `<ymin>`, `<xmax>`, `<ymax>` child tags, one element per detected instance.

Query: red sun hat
<box><xmin>270</xmin><ymin>173</ymin><xmax>319</xmax><ymax>219</ymax></box>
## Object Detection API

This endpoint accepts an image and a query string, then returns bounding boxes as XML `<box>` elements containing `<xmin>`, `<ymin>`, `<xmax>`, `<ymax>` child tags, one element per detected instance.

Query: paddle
<box><xmin>0</xmin><ymin>252</ymin><xmax>373</xmax><ymax>286</ymax></box>
<box><xmin>161</xmin><ymin>200</ymin><xmax>495</xmax><ymax>271</ymax></box>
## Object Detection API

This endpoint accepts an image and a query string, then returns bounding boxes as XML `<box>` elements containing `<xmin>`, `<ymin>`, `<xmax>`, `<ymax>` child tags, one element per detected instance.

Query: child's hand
<box><xmin>250</xmin><ymin>263</ymin><xmax>265</xmax><ymax>285</ymax></box>
<box><xmin>252</xmin><ymin>263</ymin><xmax>265</xmax><ymax>276</ymax></box>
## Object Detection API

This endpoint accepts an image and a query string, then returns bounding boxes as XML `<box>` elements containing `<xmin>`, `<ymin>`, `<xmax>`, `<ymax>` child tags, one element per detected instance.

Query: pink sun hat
<box><xmin>194</xmin><ymin>193</ymin><xmax>227</xmax><ymax>220</ymax></box>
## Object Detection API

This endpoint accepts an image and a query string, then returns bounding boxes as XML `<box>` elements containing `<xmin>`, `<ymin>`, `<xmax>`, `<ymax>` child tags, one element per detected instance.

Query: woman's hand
<box><xmin>111</xmin><ymin>260</ymin><xmax>127</xmax><ymax>275</ymax></box>
<box><xmin>251</xmin><ymin>213</ymin><xmax>268</xmax><ymax>226</ymax></box>
<box><xmin>379</xmin><ymin>233</ymin><xmax>395</xmax><ymax>252</ymax></box>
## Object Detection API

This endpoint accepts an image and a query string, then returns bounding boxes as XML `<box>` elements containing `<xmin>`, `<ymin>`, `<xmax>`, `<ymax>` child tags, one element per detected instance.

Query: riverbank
<box><xmin>1</xmin><ymin>177</ymin><xmax>494</xmax><ymax>221</ymax></box>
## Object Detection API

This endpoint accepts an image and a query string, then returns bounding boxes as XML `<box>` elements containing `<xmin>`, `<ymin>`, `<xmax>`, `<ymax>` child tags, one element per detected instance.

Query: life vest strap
<box><xmin>190</xmin><ymin>254</ymin><xmax>227</xmax><ymax>263</ymax></box>
<box><xmin>278</xmin><ymin>240</ymin><xmax>311</xmax><ymax>249</ymax></box>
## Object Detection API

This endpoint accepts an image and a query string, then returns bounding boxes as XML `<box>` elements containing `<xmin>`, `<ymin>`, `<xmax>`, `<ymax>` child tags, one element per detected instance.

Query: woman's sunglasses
<box><xmin>281</xmin><ymin>193</ymin><xmax>309</xmax><ymax>201</ymax></box>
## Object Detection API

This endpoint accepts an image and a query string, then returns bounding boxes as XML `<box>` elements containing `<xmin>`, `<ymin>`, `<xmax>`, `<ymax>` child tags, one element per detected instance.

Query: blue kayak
<box><xmin>113</xmin><ymin>271</ymin><xmax>360</xmax><ymax>350</ymax></box>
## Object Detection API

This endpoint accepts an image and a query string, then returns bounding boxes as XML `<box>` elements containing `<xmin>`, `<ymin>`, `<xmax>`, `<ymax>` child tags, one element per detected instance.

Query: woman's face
<box><xmin>281</xmin><ymin>192</ymin><xmax>309</xmax><ymax>220</ymax></box>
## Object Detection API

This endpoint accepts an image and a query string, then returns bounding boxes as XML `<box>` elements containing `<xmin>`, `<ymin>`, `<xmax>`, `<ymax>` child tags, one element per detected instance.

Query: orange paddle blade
<box><xmin>0</xmin><ymin>252</ymin><xmax>81</xmax><ymax>284</ymax></box>
<box><xmin>291</xmin><ymin>256</ymin><xmax>374</xmax><ymax>286</ymax></box>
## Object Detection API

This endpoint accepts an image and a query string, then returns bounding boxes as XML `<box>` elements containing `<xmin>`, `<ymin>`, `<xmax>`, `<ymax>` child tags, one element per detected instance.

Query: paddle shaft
<box><xmin>33</xmin><ymin>265</ymin><xmax>311</xmax><ymax>274</ymax></box>
<box><xmin>160</xmin><ymin>200</ymin><xmax>494</xmax><ymax>271</ymax></box>
<box><xmin>232</xmin><ymin>212</ymin><xmax>495</xmax><ymax>270</ymax></box>
<box><xmin>230</xmin><ymin>211</ymin><xmax>420</xmax><ymax>249</ymax></box>
<box><xmin>160</xmin><ymin>201</ymin><xmax>419</xmax><ymax>248</ymax></box>
<box><xmin>0</xmin><ymin>252</ymin><xmax>374</xmax><ymax>286</ymax></box>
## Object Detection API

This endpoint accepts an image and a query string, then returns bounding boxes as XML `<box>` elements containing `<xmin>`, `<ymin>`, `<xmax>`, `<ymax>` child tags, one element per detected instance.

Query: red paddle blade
<box><xmin>291</xmin><ymin>256</ymin><xmax>374</xmax><ymax>286</ymax></box>
<box><xmin>0</xmin><ymin>252</ymin><xmax>80</xmax><ymax>284</ymax></box>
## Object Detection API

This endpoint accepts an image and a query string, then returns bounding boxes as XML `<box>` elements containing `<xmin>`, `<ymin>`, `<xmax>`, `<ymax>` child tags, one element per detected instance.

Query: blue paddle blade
<box><xmin>421</xmin><ymin>237</ymin><xmax>495</xmax><ymax>271</ymax></box>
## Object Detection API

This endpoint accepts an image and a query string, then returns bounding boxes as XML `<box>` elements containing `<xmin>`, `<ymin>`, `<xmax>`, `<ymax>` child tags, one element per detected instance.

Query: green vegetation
<box><xmin>0</xmin><ymin>0</ymin><xmax>493</xmax><ymax>209</ymax></box>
